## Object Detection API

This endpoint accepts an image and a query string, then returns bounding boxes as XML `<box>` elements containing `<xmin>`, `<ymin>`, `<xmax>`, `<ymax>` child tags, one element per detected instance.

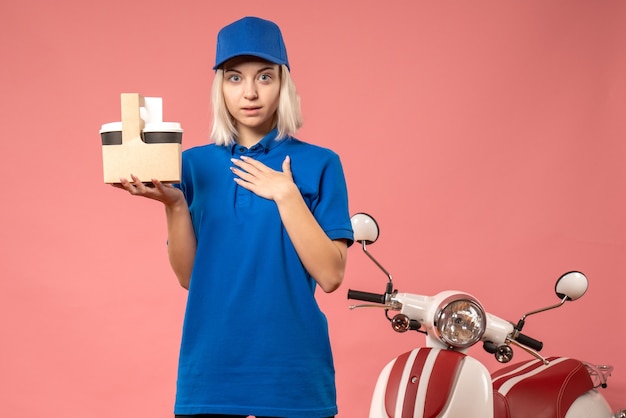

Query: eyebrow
<box><xmin>224</xmin><ymin>66</ymin><xmax>277</xmax><ymax>74</ymax></box>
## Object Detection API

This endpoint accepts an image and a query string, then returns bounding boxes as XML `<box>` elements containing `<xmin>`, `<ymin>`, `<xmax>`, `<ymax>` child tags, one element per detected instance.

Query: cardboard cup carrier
<box><xmin>101</xmin><ymin>93</ymin><xmax>182</xmax><ymax>184</ymax></box>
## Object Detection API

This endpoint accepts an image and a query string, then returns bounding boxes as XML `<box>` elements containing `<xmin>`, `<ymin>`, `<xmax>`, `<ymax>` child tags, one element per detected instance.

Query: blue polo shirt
<box><xmin>174</xmin><ymin>129</ymin><xmax>353</xmax><ymax>417</ymax></box>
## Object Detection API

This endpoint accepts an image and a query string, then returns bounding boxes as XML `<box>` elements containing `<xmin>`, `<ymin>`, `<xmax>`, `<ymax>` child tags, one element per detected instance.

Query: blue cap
<box><xmin>213</xmin><ymin>16</ymin><xmax>290</xmax><ymax>71</ymax></box>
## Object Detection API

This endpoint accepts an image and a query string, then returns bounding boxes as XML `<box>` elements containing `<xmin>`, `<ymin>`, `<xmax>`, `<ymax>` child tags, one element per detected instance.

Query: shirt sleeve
<box><xmin>312</xmin><ymin>152</ymin><xmax>354</xmax><ymax>247</ymax></box>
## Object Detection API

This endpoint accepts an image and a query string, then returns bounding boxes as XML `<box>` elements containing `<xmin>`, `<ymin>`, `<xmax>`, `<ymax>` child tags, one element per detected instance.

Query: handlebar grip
<box><xmin>347</xmin><ymin>289</ymin><xmax>386</xmax><ymax>304</ymax></box>
<box><xmin>516</xmin><ymin>333</ymin><xmax>543</xmax><ymax>351</ymax></box>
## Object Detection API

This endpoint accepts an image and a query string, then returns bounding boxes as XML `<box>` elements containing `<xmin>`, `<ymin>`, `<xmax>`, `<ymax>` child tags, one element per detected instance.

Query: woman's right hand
<box><xmin>114</xmin><ymin>174</ymin><xmax>185</xmax><ymax>208</ymax></box>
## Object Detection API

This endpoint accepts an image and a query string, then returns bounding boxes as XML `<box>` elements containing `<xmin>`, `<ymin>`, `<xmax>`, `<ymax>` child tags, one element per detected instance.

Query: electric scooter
<box><xmin>347</xmin><ymin>212</ymin><xmax>625</xmax><ymax>418</ymax></box>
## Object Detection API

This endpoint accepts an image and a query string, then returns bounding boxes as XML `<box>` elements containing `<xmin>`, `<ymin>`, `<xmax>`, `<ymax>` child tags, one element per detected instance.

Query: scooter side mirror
<box><xmin>349</xmin><ymin>213</ymin><xmax>393</xmax><ymax>292</ymax></box>
<box><xmin>555</xmin><ymin>271</ymin><xmax>588</xmax><ymax>301</ymax></box>
<box><xmin>351</xmin><ymin>213</ymin><xmax>380</xmax><ymax>244</ymax></box>
<box><xmin>519</xmin><ymin>271</ymin><xmax>589</xmax><ymax>327</ymax></box>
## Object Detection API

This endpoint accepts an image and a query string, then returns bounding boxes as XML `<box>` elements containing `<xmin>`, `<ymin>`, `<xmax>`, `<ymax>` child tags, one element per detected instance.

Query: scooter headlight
<box><xmin>435</xmin><ymin>296</ymin><xmax>486</xmax><ymax>349</ymax></box>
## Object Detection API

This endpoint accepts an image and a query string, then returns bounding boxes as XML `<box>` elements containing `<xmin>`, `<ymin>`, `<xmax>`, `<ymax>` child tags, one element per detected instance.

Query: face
<box><xmin>222</xmin><ymin>57</ymin><xmax>281</xmax><ymax>142</ymax></box>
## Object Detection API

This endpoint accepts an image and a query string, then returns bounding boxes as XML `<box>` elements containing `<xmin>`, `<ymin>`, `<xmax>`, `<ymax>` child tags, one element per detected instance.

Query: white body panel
<box><xmin>396</xmin><ymin>292</ymin><xmax>514</xmax><ymax>348</ymax></box>
<box><xmin>564</xmin><ymin>389</ymin><xmax>613</xmax><ymax>418</ymax></box>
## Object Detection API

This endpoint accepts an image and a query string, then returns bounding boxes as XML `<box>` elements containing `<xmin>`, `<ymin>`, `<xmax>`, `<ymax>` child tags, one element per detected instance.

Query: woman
<box><xmin>117</xmin><ymin>16</ymin><xmax>353</xmax><ymax>418</ymax></box>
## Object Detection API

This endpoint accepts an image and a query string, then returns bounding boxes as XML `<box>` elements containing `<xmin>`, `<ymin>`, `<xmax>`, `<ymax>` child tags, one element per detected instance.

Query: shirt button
<box><xmin>239</xmin><ymin>147</ymin><xmax>245</xmax><ymax>152</ymax></box>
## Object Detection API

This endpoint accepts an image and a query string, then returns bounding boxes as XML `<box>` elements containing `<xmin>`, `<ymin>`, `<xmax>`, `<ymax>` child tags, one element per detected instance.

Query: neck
<box><xmin>236</xmin><ymin>124</ymin><xmax>275</xmax><ymax>148</ymax></box>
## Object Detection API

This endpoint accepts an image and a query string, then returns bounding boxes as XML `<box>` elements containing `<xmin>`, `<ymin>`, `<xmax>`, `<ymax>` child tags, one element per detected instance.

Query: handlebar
<box><xmin>516</xmin><ymin>333</ymin><xmax>543</xmax><ymax>351</ymax></box>
<box><xmin>347</xmin><ymin>289</ymin><xmax>386</xmax><ymax>304</ymax></box>
<box><xmin>348</xmin><ymin>288</ymin><xmax>545</xmax><ymax>353</ymax></box>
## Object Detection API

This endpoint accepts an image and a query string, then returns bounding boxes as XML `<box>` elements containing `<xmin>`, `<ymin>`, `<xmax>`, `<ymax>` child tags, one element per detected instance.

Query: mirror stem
<box><xmin>521</xmin><ymin>296</ymin><xmax>568</xmax><ymax>321</ymax></box>
<box><xmin>362</xmin><ymin>241</ymin><xmax>393</xmax><ymax>292</ymax></box>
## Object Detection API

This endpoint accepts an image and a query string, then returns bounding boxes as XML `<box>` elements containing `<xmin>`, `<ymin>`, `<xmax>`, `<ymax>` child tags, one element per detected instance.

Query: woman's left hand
<box><xmin>230</xmin><ymin>155</ymin><xmax>298</xmax><ymax>202</ymax></box>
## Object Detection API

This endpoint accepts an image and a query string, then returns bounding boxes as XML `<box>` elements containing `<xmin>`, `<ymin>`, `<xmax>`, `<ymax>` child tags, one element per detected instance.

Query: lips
<box><xmin>241</xmin><ymin>106</ymin><xmax>262</xmax><ymax>115</ymax></box>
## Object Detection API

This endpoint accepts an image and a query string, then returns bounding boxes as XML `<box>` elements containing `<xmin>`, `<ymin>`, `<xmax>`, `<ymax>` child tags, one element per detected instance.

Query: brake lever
<box><xmin>349</xmin><ymin>303</ymin><xmax>396</xmax><ymax>310</ymax></box>
<box><xmin>506</xmin><ymin>337</ymin><xmax>550</xmax><ymax>365</ymax></box>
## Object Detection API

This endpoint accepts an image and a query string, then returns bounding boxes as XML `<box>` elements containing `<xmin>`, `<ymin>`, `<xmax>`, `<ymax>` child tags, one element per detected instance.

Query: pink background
<box><xmin>1</xmin><ymin>0</ymin><xmax>625</xmax><ymax>416</ymax></box>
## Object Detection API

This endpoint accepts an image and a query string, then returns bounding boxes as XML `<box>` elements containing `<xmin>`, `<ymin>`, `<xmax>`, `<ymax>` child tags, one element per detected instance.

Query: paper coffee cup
<box><xmin>100</xmin><ymin>121</ymin><xmax>183</xmax><ymax>145</ymax></box>
<box><xmin>100</xmin><ymin>122</ymin><xmax>123</xmax><ymax>145</ymax></box>
<box><xmin>143</xmin><ymin>122</ymin><xmax>183</xmax><ymax>144</ymax></box>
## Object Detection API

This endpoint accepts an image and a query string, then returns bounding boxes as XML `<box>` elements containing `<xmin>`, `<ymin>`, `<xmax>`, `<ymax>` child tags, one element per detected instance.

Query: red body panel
<box><xmin>384</xmin><ymin>348</ymin><xmax>466</xmax><ymax>418</ymax></box>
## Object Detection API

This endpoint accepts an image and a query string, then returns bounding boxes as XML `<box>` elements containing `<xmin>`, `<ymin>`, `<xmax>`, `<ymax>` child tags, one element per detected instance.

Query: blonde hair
<box><xmin>210</xmin><ymin>64</ymin><xmax>303</xmax><ymax>146</ymax></box>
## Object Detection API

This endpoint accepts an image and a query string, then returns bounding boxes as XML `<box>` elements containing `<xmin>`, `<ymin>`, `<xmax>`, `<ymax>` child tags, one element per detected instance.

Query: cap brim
<box><xmin>213</xmin><ymin>52</ymin><xmax>289</xmax><ymax>70</ymax></box>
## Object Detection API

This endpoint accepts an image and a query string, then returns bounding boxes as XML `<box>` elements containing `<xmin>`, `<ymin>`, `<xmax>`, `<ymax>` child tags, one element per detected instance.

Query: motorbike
<box><xmin>346</xmin><ymin>212</ymin><xmax>625</xmax><ymax>418</ymax></box>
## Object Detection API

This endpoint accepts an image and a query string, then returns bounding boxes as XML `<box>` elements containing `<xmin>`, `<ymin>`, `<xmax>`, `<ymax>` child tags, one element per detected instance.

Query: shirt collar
<box><xmin>230</xmin><ymin>128</ymin><xmax>284</xmax><ymax>156</ymax></box>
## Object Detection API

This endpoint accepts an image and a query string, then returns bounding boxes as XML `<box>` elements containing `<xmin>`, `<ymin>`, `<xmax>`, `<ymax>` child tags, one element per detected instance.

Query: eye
<box><xmin>258</xmin><ymin>73</ymin><xmax>273</xmax><ymax>82</ymax></box>
<box><xmin>227</xmin><ymin>74</ymin><xmax>241</xmax><ymax>82</ymax></box>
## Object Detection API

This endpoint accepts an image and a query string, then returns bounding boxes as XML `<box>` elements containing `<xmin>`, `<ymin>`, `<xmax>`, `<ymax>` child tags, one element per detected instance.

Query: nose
<box><xmin>243</xmin><ymin>80</ymin><xmax>258</xmax><ymax>100</ymax></box>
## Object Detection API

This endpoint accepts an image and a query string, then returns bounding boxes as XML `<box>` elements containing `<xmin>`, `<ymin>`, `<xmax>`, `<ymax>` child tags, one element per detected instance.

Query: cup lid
<box><xmin>144</xmin><ymin>122</ymin><xmax>183</xmax><ymax>133</ymax></box>
<box><xmin>99</xmin><ymin>121</ymin><xmax>183</xmax><ymax>133</ymax></box>
<box><xmin>99</xmin><ymin>122</ymin><xmax>122</xmax><ymax>133</ymax></box>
